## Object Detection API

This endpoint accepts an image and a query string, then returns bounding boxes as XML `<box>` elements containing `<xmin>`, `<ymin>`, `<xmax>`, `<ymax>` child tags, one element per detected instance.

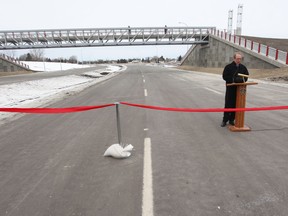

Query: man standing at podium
<box><xmin>221</xmin><ymin>52</ymin><xmax>249</xmax><ymax>127</ymax></box>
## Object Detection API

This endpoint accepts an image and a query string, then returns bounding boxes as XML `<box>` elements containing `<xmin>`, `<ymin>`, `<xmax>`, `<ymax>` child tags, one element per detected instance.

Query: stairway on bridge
<box><xmin>181</xmin><ymin>29</ymin><xmax>288</xmax><ymax>69</ymax></box>
<box><xmin>0</xmin><ymin>54</ymin><xmax>31</xmax><ymax>73</ymax></box>
<box><xmin>241</xmin><ymin>36</ymin><xmax>288</xmax><ymax>52</ymax></box>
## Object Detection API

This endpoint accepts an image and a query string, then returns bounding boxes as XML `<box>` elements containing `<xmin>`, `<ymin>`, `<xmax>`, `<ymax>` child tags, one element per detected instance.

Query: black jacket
<box><xmin>222</xmin><ymin>61</ymin><xmax>249</xmax><ymax>84</ymax></box>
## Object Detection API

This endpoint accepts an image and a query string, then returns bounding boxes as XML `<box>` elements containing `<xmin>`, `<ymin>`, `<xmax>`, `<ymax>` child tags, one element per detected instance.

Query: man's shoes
<box><xmin>221</xmin><ymin>121</ymin><xmax>227</xmax><ymax>127</ymax></box>
<box><xmin>229</xmin><ymin>120</ymin><xmax>235</xmax><ymax>126</ymax></box>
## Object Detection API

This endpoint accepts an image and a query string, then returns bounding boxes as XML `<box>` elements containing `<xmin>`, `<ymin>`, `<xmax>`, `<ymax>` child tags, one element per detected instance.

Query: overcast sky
<box><xmin>1</xmin><ymin>0</ymin><xmax>287</xmax><ymax>61</ymax></box>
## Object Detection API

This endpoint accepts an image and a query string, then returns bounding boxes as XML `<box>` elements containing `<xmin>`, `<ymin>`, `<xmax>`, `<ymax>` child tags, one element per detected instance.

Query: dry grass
<box><xmin>178</xmin><ymin>66</ymin><xmax>288</xmax><ymax>83</ymax></box>
<box><xmin>0</xmin><ymin>71</ymin><xmax>33</xmax><ymax>77</ymax></box>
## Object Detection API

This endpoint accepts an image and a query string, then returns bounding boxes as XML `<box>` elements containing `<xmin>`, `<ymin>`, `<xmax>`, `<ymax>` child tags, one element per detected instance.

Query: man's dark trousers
<box><xmin>223</xmin><ymin>85</ymin><xmax>237</xmax><ymax>122</ymax></box>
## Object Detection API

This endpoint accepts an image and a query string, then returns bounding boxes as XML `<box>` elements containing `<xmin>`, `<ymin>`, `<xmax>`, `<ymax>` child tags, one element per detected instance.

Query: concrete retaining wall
<box><xmin>0</xmin><ymin>57</ymin><xmax>30</xmax><ymax>72</ymax></box>
<box><xmin>182</xmin><ymin>35</ymin><xmax>280</xmax><ymax>69</ymax></box>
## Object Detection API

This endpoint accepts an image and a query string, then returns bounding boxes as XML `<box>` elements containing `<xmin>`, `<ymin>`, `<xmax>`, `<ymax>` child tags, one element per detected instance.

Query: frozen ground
<box><xmin>0</xmin><ymin>62</ymin><xmax>126</xmax><ymax>125</ymax></box>
<box><xmin>21</xmin><ymin>61</ymin><xmax>90</xmax><ymax>72</ymax></box>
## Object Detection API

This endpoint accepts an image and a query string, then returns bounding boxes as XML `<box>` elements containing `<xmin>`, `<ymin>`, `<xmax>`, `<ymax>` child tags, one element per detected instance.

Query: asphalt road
<box><xmin>0</xmin><ymin>64</ymin><xmax>288</xmax><ymax>216</ymax></box>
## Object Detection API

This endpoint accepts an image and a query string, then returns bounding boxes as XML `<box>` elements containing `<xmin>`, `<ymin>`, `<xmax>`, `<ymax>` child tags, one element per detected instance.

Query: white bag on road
<box><xmin>103</xmin><ymin>144</ymin><xmax>134</xmax><ymax>159</ymax></box>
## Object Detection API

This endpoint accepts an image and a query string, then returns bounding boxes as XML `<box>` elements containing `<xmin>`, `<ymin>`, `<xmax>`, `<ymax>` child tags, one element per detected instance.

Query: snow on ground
<box><xmin>0</xmin><ymin>75</ymin><xmax>93</xmax><ymax>107</ymax></box>
<box><xmin>0</xmin><ymin>62</ymin><xmax>126</xmax><ymax>124</ymax></box>
<box><xmin>22</xmin><ymin>61</ymin><xmax>90</xmax><ymax>72</ymax></box>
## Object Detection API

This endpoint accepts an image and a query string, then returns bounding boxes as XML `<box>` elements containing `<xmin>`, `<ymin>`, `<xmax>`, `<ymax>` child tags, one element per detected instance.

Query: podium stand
<box><xmin>226</xmin><ymin>82</ymin><xmax>258</xmax><ymax>132</ymax></box>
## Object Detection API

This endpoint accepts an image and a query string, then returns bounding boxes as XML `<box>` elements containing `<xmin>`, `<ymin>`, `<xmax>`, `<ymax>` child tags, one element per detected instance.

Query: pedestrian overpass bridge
<box><xmin>0</xmin><ymin>27</ymin><xmax>214</xmax><ymax>50</ymax></box>
<box><xmin>1</xmin><ymin>27</ymin><xmax>287</xmax><ymax>69</ymax></box>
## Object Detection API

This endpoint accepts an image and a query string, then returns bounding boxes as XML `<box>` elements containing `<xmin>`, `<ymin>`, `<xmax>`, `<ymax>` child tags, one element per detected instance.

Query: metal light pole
<box><xmin>178</xmin><ymin>22</ymin><xmax>189</xmax><ymax>51</ymax></box>
<box><xmin>42</xmin><ymin>57</ymin><xmax>46</xmax><ymax>72</ymax></box>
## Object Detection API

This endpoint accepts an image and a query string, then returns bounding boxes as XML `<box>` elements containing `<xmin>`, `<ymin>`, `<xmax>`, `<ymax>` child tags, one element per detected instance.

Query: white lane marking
<box><xmin>143</xmin><ymin>79</ymin><xmax>146</xmax><ymax>83</ymax></box>
<box><xmin>144</xmin><ymin>89</ymin><xmax>148</xmax><ymax>97</ymax></box>
<box><xmin>205</xmin><ymin>87</ymin><xmax>222</xmax><ymax>95</ymax></box>
<box><xmin>142</xmin><ymin>138</ymin><xmax>154</xmax><ymax>216</ymax></box>
<box><xmin>144</xmin><ymin>128</ymin><xmax>149</xmax><ymax>131</ymax></box>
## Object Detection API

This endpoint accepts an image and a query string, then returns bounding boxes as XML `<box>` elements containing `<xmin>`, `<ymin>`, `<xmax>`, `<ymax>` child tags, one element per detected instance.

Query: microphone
<box><xmin>238</xmin><ymin>73</ymin><xmax>249</xmax><ymax>78</ymax></box>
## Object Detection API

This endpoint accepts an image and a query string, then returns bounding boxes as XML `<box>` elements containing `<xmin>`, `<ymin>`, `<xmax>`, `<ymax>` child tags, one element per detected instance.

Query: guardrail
<box><xmin>211</xmin><ymin>29</ymin><xmax>288</xmax><ymax>65</ymax></box>
<box><xmin>0</xmin><ymin>53</ymin><xmax>30</xmax><ymax>70</ymax></box>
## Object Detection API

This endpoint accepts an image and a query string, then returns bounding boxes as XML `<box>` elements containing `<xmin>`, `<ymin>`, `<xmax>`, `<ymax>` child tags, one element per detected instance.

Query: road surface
<box><xmin>0</xmin><ymin>64</ymin><xmax>288</xmax><ymax>216</ymax></box>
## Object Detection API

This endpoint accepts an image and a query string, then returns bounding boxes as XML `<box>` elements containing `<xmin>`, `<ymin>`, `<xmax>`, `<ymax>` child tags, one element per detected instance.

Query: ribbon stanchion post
<box><xmin>103</xmin><ymin>102</ymin><xmax>134</xmax><ymax>159</ymax></box>
<box><xmin>115</xmin><ymin>102</ymin><xmax>123</xmax><ymax>147</ymax></box>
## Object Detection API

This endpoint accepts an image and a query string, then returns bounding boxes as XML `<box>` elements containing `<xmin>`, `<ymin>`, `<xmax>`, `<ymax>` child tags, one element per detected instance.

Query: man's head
<box><xmin>233</xmin><ymin>52</ymin><xmax>243</xmax><ymax>66</ymax></box>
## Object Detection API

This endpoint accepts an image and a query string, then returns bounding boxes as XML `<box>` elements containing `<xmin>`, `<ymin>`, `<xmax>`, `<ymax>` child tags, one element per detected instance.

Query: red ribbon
<box><xmin>0</xmin><ymin>104</ymin><xmax>115</xmax><ymax>114</ymax></box>
<box><xmin>120</xmin><ymin>102</ymin><xmax>288</xmax><ymax>112</ymax></box>
<box><xmin>1</xmin><ymin>102</ymin><xmax>287</xmax><ymax>114</ymax></box>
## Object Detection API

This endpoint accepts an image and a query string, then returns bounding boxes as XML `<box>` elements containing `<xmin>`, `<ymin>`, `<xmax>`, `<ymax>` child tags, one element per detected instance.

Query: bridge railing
<box><xmin>211</xmin><ymin>29</ymin><xmax>288</xmax><ymax>65</ymax></box>
<box><xmin>0</xmin><ymin>27</ymin><xmax>215</xmax><ymax>49</ymax></box>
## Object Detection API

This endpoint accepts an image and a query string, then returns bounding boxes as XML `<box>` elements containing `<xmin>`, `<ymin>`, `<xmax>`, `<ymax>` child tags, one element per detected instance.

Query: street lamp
<box><xmin>178</xmin><ymin>21</ymin><xmax>188</xmax><ymax>27</ymax></box>
<box><xmin>178</xmin><ymin>22</ymin><xmax>189</xmax><ymax>51</ymax></box>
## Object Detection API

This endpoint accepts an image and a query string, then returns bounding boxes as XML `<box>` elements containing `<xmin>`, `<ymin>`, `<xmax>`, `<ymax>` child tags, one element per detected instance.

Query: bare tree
<box><xmin>69</xmin><ymin>55</ymin><xmax>78</xmax><ymax>63</ymax></box>
<box><xmin>30</xmin><ymin>49</ymin><xmax>45</xmax><ymax>61</ymax></box>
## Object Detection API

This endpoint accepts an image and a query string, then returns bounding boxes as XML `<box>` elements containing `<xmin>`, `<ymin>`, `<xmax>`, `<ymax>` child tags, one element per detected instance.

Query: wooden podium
<box><xmin>226</xmin><ymin>82</ymin><xmax>258</xmax><ymax>132</ymax></box>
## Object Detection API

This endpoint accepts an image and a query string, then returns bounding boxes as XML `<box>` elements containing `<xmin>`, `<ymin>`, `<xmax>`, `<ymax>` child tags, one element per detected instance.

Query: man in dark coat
<box><xmin>221</xmin><ymin>52</ymin><xmax>249</xmax><ymax>127</ymax></box>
